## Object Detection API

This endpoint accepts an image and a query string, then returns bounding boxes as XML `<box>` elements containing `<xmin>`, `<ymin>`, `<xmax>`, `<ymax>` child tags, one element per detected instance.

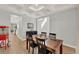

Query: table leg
<box><xmin>60</xmin><ymin>44</ymin><xmax>62</xmax><ymax>54</ymax></box>
<box><xmin>26</xmin><ymin>39</ymin><xmax>28</xmax><ymax>50</ymax></box>
<box><xmin>28</xmin><ymin>41</ymin><xmax>30</xmax><ymax>53</ymax></box>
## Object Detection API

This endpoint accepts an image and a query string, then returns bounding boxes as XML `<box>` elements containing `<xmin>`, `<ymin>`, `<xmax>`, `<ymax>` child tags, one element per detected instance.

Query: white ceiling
<box><xmin>0</xmin><ymin>4</ymin><xmax>78</xmax><ymax>18</ymax></box>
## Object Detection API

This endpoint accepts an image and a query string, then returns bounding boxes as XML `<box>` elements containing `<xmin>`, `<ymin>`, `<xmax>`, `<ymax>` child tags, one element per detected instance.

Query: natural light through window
<box><xmin>41</xmin><ymin>17</ymin><xmax>48</xmax><ymax>29</ymax></box>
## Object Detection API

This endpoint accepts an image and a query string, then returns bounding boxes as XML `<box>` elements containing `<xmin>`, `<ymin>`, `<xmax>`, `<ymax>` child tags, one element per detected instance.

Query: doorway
<box><xmin>10</xmin><ymin>15</ymin><xmax>22</xmax><ymax>36</ymax></box>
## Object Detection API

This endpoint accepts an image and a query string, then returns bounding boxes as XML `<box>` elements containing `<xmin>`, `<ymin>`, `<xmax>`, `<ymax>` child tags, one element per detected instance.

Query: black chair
<box><xmin>32</xmin><ymin>31</ymin><xmax>37</xmax><ymax>35</ymax></box>
<box><xmin>26</xmin><ymin>31</ymin><xmax>37</xmax><ymax>35</ymax></box>
<box><xmin>26</xmin><ymin>32</ymin><xmax>38</xmax><ymax>54</ymax></box>
<box><xmin>49</xmin><ymin>33</ymin><xmax>56</xmax><ymax>40</ymax></box>
<box><xmin>36</xmin><ymin>37</ymin><xmax>52</xmax><ymax>54</ymax></box>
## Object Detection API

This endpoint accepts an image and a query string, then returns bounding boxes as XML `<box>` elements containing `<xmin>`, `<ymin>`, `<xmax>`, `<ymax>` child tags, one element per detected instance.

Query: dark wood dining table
<box><xmin>26</xmin><ymin>35</ymin><xmax>63</xmax><ymax>54</ymax></box>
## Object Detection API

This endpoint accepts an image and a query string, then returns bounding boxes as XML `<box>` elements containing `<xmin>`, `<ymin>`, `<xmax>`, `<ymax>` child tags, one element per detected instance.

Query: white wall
<box><xmin>19</xmin><ymin>15</ymin><xmax>36</xmax><ymax>40</ymax></box>
<box><xmin>50</xmin><ymin>8</ymin><xmax>77</xmax><ymax>47</ymax></box>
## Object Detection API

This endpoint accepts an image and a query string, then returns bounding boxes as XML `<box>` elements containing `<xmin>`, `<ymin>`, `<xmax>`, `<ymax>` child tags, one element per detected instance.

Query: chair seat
<box><xmin>38</xmin><ymin>48</ymin><xmax>46</xmax><ymax>54</ymax></box>
<box><xmin>38</xmin><ymin>47</ymin><xmax>52</xmax><ymax>54</ymax></box>
<box><xmin>30</xmin><ymin>43</ymin><xmax>38</xmax><ymax>48</ymax></box>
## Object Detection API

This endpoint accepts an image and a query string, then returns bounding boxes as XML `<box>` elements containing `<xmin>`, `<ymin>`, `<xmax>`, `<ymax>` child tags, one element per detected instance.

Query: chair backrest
<box><xmin>36</xmin><ymin>37</ymin><xmax>50</xmax><ymax>54</ymax></box>
<box><xmin>32</xmin><ymin>31</ymin><xmax>37</xmax><ymax>35</ymax></box>
<box><xmin>26</xmin><ymin>31</ymin><xmax>34</xmax><ymax>44</ymax></box>
<box><xmin>36</xmin><ymin>37</ymin><xmax>45</xmax><ymax>45</ymax></box>
<box><xmin>41</xmin><ymin>32</ymin><xmax>47</xmax><ymax>37</ymax></box>
<box><xmin>26</xmin><ymin>31</ymin><xmax>37</xmax><ymax>35</ymax></box>
<box><xmin>26</xmin><ymin>31</ymin><xmax>32</xmax><ymax>38</ymax></box>
<box><xmin>36</xmin><ymin>37</ymin><xmax>45</xmax><ymax>49</ymax></box>
<box><xmin>49</xmin><ymin>33</ymin><xmax>56</xmax><ymax>40</ymax></box>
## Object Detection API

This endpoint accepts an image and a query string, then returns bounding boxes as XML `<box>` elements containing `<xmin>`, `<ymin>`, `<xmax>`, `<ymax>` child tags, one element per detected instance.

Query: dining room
<box><xmin>0</xmin><ymin>4</ymin><xmax>78</xmax><ymax>54</ymax></box>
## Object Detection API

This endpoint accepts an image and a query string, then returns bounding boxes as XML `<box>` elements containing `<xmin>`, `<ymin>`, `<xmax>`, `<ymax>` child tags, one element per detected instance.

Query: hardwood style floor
<box><xmin>0</xmin><ymin>34</ymin><xmax>75</xmax><ymax>54</ymax></box>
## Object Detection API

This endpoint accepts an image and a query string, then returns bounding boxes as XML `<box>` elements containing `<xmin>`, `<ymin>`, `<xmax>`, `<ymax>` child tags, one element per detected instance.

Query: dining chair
<box><xmin>41</xmin><ymin>32</ymin><xmax>47</xmax><ymax>37</ymax></box>
<box><xmin>32</xmin><ymin>31</ymin><xmax>37</xmax><ymax>35</ymax></box>
<box><xmin>49</xmin><ymin>33</ymin><xmax>56</xmax><ymax>40</ymax></box>
<box><xmin>26</xmin><ymin>32</ymin><xmax>38</xmax><ymax>54</ymax></box>
<box><xmin>36</xmin><ymin>37</ymin><xmax>52</xmax><ymax>54</ymax></box>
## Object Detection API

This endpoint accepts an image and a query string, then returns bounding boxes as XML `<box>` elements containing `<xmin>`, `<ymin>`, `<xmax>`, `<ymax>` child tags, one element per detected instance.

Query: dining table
<box><xmin>26</xmin><ymin>35</ymin><xmax>63</xmax><ymax>54</ymax></box>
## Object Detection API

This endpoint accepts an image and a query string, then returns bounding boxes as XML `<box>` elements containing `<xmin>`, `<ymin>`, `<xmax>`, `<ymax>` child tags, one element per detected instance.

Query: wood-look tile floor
<box><xmin>0</xmin><ymin>34</ymin><xmax>75</xmax><ymax>54</ymax></box>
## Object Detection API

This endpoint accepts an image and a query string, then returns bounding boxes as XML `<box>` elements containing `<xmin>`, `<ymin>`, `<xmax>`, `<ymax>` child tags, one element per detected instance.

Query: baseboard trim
<box><xmin>17</xmin><ymin>35</ymin><xmax>26</xmax><ymax>41</ymax></box>
<box><xmin>63</xmin><ymin>43</ymin><xmax>76</xmax><ymax>48</ymax></box>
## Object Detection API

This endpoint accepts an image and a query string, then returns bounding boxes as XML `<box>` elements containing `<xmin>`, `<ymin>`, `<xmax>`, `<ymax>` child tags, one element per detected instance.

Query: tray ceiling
<box><xmin>0</xmin><ymin>4</ymin><xmax>78</xmax><ymax>18</ymax></box>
